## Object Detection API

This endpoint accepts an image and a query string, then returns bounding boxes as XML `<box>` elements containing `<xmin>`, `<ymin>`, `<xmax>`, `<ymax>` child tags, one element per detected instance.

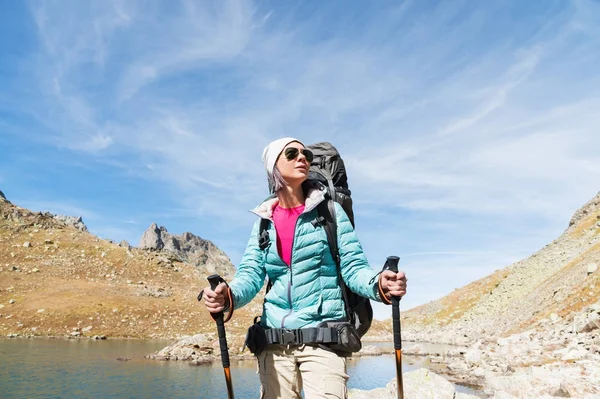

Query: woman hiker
<box><xmin>201</xmin><ymin>137</ymin><xmax>407</xmax><ymax>399</ymax></box>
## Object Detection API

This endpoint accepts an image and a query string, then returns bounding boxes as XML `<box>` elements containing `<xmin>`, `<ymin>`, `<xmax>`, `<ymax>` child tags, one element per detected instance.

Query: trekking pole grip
<box><xmin>385</xmin><ymin>256</ymin><xmax>402</xmax><ymax>350</ymax></box>
<box><xmin>207</xmin><ymin>274</ymin><xmax>231</xmax><ymax>369</ymax></box>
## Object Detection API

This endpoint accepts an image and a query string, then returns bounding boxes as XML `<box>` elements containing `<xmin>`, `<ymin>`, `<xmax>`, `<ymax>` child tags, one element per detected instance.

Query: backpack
<box><xmin>259</xmin><ymin>142</ymin><xmax>373</xmax><ymax>338</ymax></box>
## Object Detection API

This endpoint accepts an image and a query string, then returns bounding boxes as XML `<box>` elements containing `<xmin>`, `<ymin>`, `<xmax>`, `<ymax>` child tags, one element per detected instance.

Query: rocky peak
<box><xmin>139</xmin><ymin>223</ymin><xmax>234</xmax><ymax>277</ymax></box>
<box><xmin>52</xmin><ymin>215</ymin><xmax>89</xmax><ymax>232</ymax></box>
<box><xmin>0</xmin><ymin>189</ymin><xmax>88</xmax><ymax>231</ymax></box>
<box><xmin>569</xmin><ymin>191</ymin><xmax>600</xmax><ymax>228</ymax></box>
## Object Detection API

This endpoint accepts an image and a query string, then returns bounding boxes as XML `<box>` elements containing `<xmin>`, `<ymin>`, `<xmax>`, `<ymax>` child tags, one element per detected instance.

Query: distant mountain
<box><xmin>139</xmin><ymin>223</ymin><xmax>234</xmax><ymax>278</ymax></box>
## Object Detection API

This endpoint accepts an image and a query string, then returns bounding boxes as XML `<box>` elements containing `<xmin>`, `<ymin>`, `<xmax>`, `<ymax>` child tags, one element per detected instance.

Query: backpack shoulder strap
<box><xmin>317</xmin><ymin>199</ymin><xmax>352</xmax><ymax>322</ymax></box>
<box><xmin>317</xmin><ymin>199</ymin><xmax>338</xmax><ymax>262</ymax></box>
<box><xmin>258</xmin><ymin>218</ymin><xmax>271</xmax><ymax>251</ymax></box>
<box><xmin>257</xmin><ymin>218</ymin><xmax>273</xmax><ymax>293</ymax></box>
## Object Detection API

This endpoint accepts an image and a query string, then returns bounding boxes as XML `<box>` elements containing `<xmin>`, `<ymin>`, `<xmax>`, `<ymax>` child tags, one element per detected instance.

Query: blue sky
<box><xmin>1</xmin><ymin>0</ymin><xmax>600</xmax><ymax>319</ymax></box>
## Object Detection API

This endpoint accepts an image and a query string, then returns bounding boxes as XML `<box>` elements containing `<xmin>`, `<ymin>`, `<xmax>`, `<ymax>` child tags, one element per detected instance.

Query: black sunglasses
<box><xmin>283</xmin><ymin>147</ymin><xmax>314</xmax><ymax>163</ymax></box>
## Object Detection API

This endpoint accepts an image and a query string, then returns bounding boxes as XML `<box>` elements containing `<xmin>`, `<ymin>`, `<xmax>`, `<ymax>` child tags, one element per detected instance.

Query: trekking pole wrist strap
<box><xmin>378</xmin><ymin>274</ymin><xmax>392</xmax><ymax>305</ymax></box>
<box><xmin>222</xmin><ymin>286</ymin><xmax>234</xmax><ymax>323</ymax></box>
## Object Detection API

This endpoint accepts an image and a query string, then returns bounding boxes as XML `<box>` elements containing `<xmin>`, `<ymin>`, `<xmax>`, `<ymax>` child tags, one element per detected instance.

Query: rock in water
<box><xmin>146</xmin><ymin>334</ymin><xmax>214</xmax><ymax>362</ymax></box>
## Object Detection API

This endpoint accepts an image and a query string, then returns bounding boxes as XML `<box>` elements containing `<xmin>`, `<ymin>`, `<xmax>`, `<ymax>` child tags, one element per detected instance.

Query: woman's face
<box><xmin>276</xmin><ymin>142</ymin><xmax>310</xmax><ymax>187</ymax></box>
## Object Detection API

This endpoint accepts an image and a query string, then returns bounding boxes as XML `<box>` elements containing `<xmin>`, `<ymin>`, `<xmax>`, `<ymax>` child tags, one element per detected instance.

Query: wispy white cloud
<box><xmin>117</xmin><ymin>0</ymin><xmax>255</xmax><ymax>101</ymax></box>
<box><xmin>3</xmin><ymin>0</ymin><xmax>600</xmax><ymax>310</ymax></box>
<box><xmin>436</xmin><ymin>48</ymin><xmax>541</xmax><ymax>137</ymax></box>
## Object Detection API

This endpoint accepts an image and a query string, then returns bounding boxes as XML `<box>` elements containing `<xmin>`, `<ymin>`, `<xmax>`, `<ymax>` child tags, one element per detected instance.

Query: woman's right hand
<box><xmin>201</xmin><ymin>282</ymin><xmax>230</xmax><ymax>314</ymax></box>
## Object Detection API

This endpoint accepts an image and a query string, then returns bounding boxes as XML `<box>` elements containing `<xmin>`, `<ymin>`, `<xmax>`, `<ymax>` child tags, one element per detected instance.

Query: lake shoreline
<box><xmin>1</xmin><ymin>335</ymin><xmax>486</xmax><ymax>397</ymax></box>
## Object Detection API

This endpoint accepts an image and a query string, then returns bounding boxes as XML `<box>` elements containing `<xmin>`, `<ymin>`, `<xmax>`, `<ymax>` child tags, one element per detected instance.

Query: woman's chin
<box><xmin>283</xmin><ymin>175</ymin><xmax>308</xmax><ymax>187</ymax></box>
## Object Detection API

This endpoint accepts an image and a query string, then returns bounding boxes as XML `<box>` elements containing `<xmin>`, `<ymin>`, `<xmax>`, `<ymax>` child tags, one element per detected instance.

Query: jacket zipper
<box><xmin>280</xmin><ymin>214</ymin><xmax>302</xmax><ymax>328</ymax></box>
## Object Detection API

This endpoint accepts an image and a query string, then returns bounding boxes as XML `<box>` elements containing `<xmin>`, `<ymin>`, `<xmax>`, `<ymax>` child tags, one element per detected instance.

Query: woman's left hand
<box><xmin>380</xmin><ymin>270</ymin><xmax>407</xmax><ymax>298</ymax></box>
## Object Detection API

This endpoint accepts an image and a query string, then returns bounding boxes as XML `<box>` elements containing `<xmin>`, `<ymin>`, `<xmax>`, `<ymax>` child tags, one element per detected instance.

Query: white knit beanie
<box><xmin>261</xmin><ymin>137</ymin><xmax>304</xmax><ymax>176</ymax></box>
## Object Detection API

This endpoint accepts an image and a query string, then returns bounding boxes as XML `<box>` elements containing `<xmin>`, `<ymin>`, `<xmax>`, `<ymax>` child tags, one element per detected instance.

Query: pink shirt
<box><xmin>272</xmin><ymin>204</ymin><xmax>305</xmax><ymax>266</ymax></box>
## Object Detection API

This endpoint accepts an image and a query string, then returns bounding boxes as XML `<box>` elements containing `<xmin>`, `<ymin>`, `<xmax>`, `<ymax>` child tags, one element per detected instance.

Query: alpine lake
<box><xmin>0</xmin><ymin>338</ymin><xmax>484</xmax><ymax>398</ymax></box>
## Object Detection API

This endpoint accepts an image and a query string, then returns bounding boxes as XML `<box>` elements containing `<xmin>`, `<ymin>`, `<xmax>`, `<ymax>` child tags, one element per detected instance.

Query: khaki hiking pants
<box><xmin>257</xmin><ymin>344</ymin><xmax>349</xmax><ymax>399</ymax></box>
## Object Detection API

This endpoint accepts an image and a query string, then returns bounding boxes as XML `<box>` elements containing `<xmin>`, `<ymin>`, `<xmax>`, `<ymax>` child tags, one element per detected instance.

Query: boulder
<box><xmin>455</xmin><ymin>393</ymin><xmax>481</xmax><ymax>399</ymax></box>
<box><xmin>356</xmin><ymin>345</ymin><xmax>383</xmax><ymax>356</ymax></box>
<box><xmin>578</xmin><ymin>315</ymin><xmax>600</xmax><ymax>333</ymax></box>
<box><xmin>146</xmin><ymin>334</ymin><xmax>214</xmax><ymax>362</ymax></box>
<box><xmin>490</xmin><ymin>392</ymin><xmax>520</xmax><ymax>399</ymax></box>
<box><xmin>348</xmin><ymin>368</ymin><xmax>466</xmax><ymax>399</ymax></box>
<box><xmin>402</xmin><ymin>368</ymin><xmax>457</xmax><ymax>399</ymax></box>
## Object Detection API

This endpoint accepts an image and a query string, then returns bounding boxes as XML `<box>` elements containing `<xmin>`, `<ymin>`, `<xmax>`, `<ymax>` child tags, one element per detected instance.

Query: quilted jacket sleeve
<box><xmin>228</xmin><ymin>219</ymin><xmax>267</xmax><ymax>310</ymax></box>
<box><xmin>334</xmin><ymin>202</ymin><xmax>381</xmax><ymax>301</ymax></box>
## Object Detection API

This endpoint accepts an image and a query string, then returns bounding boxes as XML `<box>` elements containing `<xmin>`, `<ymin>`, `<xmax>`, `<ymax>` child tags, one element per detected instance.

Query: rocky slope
<box><xmin>399</xmin><ymin>192</ymin><xmax>600</xmax><ymax>398</ymax></box>
<box><xmin>404</xmin><ymin>191</ymin><xmax>600</xmax><ymax>342</ymax></box>
<box><xmin>0</xmin><ymin>191</ymin><xmax>258</xmax><ymax>340</ymax></box>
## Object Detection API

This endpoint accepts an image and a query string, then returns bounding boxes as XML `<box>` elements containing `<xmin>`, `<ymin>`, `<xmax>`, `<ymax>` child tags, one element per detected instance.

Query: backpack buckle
<box><xmin>311</xmin><ymin>216</ymin><xmax>326</xmax><ymax>227</ymax></box>
<box><xmin>281</xmin><ymin>329</ymin><xmax>299</xmax><ymax>345</ymax></box>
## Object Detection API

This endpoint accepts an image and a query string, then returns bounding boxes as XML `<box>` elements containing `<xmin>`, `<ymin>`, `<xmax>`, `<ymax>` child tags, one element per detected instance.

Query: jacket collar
<box><xmin>250</xmin><ymin>186</ymin><xmax>327</xmax><ymax>220</ymax></box>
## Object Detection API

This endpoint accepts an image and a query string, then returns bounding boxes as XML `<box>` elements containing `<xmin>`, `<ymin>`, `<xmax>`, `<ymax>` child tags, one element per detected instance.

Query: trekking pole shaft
<box><xmin>385</xmin><ymin>256</ymin><xmax>404</xmax><ymax>399</ymax></box>
<box><xmin>394</xmin><ymin>347</ymin><xmax>403</xmax><ymax>399</ymax></box>
<box><xmin>208</xmin><ymin>274</ymin><xmax>234</xmax><ymax>399</ymax></box>
<box><xmin>224</xmin><ymin>368</ymin><xmax>234</xmax><ymax>399</ymax></box>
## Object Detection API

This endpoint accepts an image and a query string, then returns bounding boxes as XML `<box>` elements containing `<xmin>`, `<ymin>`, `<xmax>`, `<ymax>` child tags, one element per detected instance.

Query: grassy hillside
<box><xmin>0</xmin><ymin>196</ymin><xmax>261</xmax><ymax>340</ymax></box>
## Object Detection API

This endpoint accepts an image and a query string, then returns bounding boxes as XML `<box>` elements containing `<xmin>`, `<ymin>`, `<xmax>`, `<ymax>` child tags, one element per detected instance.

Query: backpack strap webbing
<box><xmin>318</xmin><ymin>169</ymin><xmax>337</xmax><ymax>203</ymax></box>
<box><xmin>317</xmin><ymin>199</ymin><xmax>353</xmax><ymax>324</ymax></box>
<box><xmin>258</xmin><ymin>218</ymin><xmax>273</xmax><ymax>293</ymax></box>
<box><xmin>258</xmin><ymin>218</ymin><xmax>271</xmax><ymax>250</ymax></box>
<box><xmin>264</xmin><ymin>327</ymin><xmax>339</xmax><ymax>345</ymax></box>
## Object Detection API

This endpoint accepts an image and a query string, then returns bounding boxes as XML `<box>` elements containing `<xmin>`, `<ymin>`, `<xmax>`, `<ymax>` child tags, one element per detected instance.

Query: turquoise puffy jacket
<box><xmin>228</xmin><ymin>187</ymin><xmax>383</xmax><ymax>329</ymax></box>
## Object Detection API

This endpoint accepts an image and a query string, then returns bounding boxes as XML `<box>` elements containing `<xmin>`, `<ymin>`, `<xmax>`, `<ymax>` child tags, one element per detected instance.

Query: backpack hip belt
<box><xmin>264</xmin><ymin>327</ymin><xmax>339</xmax><ymax>346</ymax></box>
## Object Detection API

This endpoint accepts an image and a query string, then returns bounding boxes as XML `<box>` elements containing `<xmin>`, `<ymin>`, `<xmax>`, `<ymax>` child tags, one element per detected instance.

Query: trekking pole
<box><xmin>385</xmin><ymin>256</ymin><xmax>404</xmax><ymax>399</ymax></box>
<box><xmin>201</xmin><ymin>274</ymin><xmax>235</xmax><ymax>399</ymax></box>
